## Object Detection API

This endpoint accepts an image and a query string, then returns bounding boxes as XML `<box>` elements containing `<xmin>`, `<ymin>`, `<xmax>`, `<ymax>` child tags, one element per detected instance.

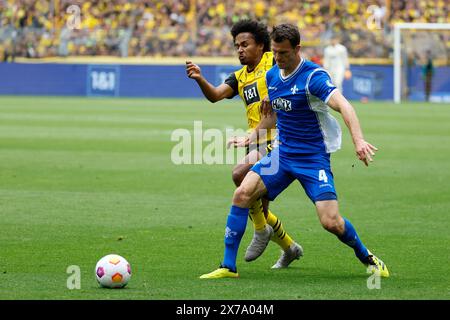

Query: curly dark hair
<box><xmin>270</xmin><ymin>24</ymin><xmax>301</xmax><ymax>48</ymax></box>
<box><xmin>230</xmin><ymin>20</ymin><xmax>271</xmax><ymax>52</ymax></box>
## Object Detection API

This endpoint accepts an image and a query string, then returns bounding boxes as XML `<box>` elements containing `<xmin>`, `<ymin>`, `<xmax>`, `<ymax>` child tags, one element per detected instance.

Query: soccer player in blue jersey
<box><xmin>200</xmin><ymin>23</ymin><xmax>389</xmax><ymax>279</ymax></box>
<box><xmin>186</xmin><ymin>20</ymin><xmax>302</xmax><ymax>279</ymax></box>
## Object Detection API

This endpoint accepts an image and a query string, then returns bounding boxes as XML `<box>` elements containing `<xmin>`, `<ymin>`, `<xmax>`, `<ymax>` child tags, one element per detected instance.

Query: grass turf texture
<box><xmin>0</xmin><ymin>96</ymin><xmax>449</xmax><ymax>300</ymax></box>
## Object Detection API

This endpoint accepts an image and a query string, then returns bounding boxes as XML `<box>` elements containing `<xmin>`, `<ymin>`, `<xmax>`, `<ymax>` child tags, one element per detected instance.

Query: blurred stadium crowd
<box><xmin>0</xmin><ymin>0</ymin><xmax>448</xmax><ymax>61</ymax></box>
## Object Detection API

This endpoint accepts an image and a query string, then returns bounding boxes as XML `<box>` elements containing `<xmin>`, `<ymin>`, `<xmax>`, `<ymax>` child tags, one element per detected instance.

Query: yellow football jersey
<box><xmin>224</xmin><ymin>51</ymin><xmax>275</xmax><ymax>143</ymax></box>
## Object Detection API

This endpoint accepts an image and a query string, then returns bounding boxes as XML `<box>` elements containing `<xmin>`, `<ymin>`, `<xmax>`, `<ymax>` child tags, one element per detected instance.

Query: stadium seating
<box><xmin>0</xmin><ymin>0</ymin><xmax>448</xmax><ymax>60</ymax></box>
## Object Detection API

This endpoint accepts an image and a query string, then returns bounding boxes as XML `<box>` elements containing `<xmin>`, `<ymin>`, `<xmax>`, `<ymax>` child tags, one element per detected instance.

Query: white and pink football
<box><xmin>95</xmin><ymin>254</ymin><xmax>132</xmax><ymax>288</ymax></box>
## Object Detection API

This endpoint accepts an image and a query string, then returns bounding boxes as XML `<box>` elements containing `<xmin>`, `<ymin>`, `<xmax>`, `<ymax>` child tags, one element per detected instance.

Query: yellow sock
<box><xmin>249</xmin><ymin>198</ymin><xmax>266</xmax><ymax>231</ymax></box>
<box><xmin>266</xmin><ymin>210</ymin><xmax>294</xmax><ymax>251</ymax></box>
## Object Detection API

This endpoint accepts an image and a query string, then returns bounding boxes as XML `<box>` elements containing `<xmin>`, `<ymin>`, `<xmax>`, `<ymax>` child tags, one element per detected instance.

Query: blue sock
<box><xmin>338</xmin><ymin>218</ymin><xmax>369</xmax><ymax>263</ymax></box>
<box><xmin>222</xmin><ymin>205</ymin><xmax>249</xmax><ymax>272</ymax></box>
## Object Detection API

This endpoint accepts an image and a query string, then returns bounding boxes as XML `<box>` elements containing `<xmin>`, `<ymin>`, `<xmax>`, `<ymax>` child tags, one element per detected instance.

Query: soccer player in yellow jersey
<box><xmin>186</xmin><ymin>20</ymin><xmax>303</xmax><ymax>278</ymax></box>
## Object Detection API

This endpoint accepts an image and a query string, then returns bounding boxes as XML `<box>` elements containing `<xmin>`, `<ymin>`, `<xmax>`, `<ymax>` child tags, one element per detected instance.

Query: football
<box><xmin>95</xmin><ymin>254</ymin><xmax>132</xmax><ymax>288</ymax></box>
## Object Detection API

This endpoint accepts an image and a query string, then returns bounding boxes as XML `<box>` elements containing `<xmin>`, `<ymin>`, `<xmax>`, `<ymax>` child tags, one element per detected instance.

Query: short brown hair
<box><xmin>270</xmin><ymin>24</ymin><xmax>301</xmax><ymax>48</ymax></box>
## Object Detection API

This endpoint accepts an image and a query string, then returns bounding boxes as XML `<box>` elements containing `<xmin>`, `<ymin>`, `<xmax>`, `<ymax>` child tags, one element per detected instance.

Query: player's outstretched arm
<box><xmin>186</xmin><ymin>61</ymin><xmax>234</xmax><ymax>103</ymax></box>
<box><xmin>327</xmin><ymin>91</ymin><xmax>378</xmax><ymax>166</ymax></box>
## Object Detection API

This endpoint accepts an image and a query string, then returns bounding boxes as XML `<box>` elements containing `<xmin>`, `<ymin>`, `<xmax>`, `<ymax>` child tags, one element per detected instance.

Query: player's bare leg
<box><xmin>233</xmin><ymin>171</ymin><xmax>267</xmax><ymax>207</ymax></box>
<box><xmin>315</xmin><ymin>200</ymin><xmax>389</xmax><ymax>277</ymax></box>
<box><xmin>315</xmin><ymin>200</ymin><xmax>345</xmax><ymax>235</ymax></box>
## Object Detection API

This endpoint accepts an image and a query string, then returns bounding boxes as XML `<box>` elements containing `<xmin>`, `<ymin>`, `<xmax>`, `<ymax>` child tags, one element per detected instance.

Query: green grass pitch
<box><xmin>0</xmin><ymin>96</ymin><xmax>449</xmax><ymax>300</ymax></box>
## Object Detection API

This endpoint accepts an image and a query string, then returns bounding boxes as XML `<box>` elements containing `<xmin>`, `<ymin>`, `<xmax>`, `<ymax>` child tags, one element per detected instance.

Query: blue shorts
<box><xmin>251</xmin><ymin>147</ymin><xmax>337</xmax><ymax>203</ymax></box>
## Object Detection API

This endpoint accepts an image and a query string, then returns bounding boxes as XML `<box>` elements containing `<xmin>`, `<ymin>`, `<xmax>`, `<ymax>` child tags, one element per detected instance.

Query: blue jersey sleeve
<box><xmin>307</xmin><ymin>70</ymin><xmax>337</xmax><ymax>103</ymax></box>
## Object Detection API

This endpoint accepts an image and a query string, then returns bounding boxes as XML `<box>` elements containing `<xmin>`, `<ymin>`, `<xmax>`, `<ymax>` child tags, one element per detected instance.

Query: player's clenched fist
<box><xmin>186</xmin><ymin>61</ymin><xmax>202</xmax><ymax>80</ymax></box>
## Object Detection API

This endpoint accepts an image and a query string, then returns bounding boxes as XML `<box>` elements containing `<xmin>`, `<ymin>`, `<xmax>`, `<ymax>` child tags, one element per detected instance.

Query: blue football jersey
<box><xmin>266</xmin><ymin>59</ymin><xmax>342</xmax><ymax>154</ymax></box>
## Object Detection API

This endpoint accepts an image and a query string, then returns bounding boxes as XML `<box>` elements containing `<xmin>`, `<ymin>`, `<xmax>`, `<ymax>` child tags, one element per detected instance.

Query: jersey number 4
<box><xmin>319</xmin><ymin>169</ymin><xmax>328</xmax><ymax>183</ymax></box>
